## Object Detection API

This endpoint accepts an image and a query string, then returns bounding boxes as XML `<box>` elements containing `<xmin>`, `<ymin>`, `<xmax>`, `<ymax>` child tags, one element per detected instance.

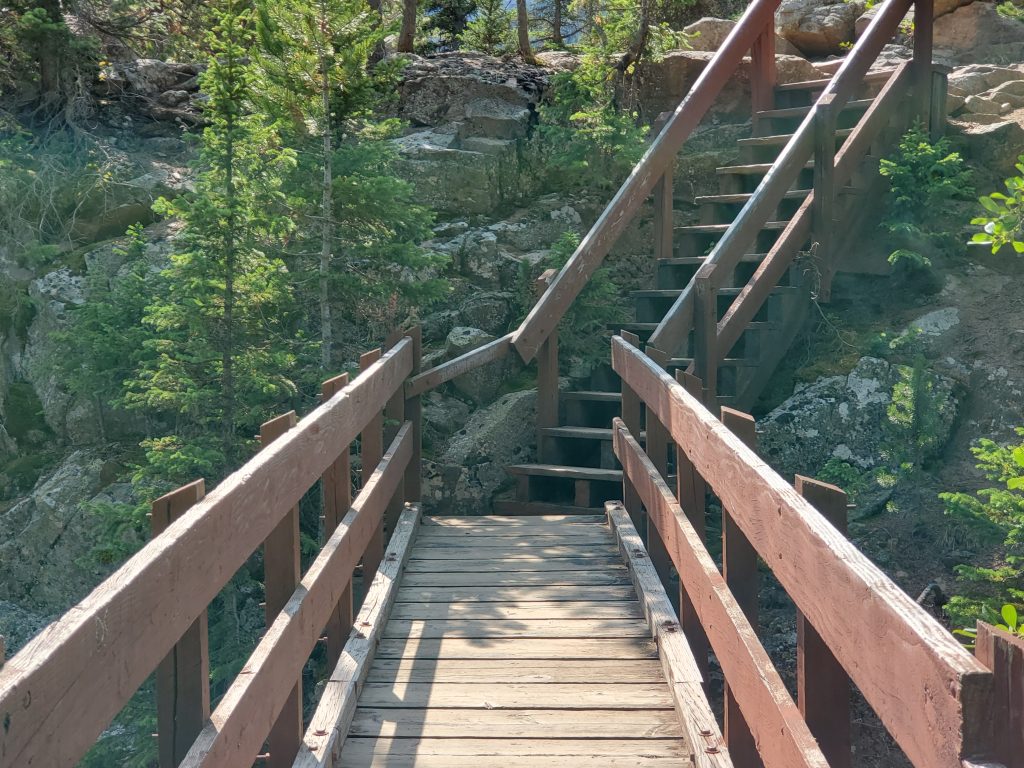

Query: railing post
<box><xmin>674</xmin><ymin>369</ymin><xmax>710</xmax><ymax>685</ymax></box>
<box><xmin>535</xmin><ymin>269</ymin><xmax>560</xmax><ymax>462</ymax></box>
<box><xmin>383</xmin><ymin>331</ymin><xmax>407</xmax><ymax>537</ymax></box>
<box><xmin>403</xmin><ymin>326</ymin><xmax>423</xmax><ymax>503</ymax></box>
<box><xmin>693</xmin><ymin>272</ymin><xmax>718</xmax><ymax>407</ymax></box>
<box><xmin>750</xmin><ymin>17</ymin><xmax>777</xmax><ymax>130</ymax></box>
<box><xmin>619</xmin><ymin>331</ymin><xmax>644</xmax><ymax>532</ymax></box>
<box><xmin>813</xmin><ymin>93</ymin><xmax>838</xmax><ymax>302</ymax></box>
<box><xmin>653</xmin><ymin>169</ymin><xmax>674</xmax><ymax>262</ymax></box>
<box><xmin>795</xmin><ymin>475</ymin><xmax>852</xmax><ymax>768</ymax></box>
<box><xmin>913</xmin><ymin>0</ymin><xmax>934</xmax><ymax>124</ymax></box>
<box><xmin>151</xmin><ymin>480</ymin><xmax>210</xmax><ymax>768</ymax></box>
<box><xmin>359</xmin><ymin>348</ymin><xmax>385</xmax><ymax>594</ymax></box>
<box><xmin>321</xmin><ymin>373</ymin><xmax>353</xmax><ymax>670</ymax></box>
<box><xmin>974</xmin><ymin>622</ymin><xmax>1024</xmax><ymax>766</ymax></box>
<box><xmin>721</xmin><ymin>407</ymin><xmax>762</xmax><ymax>768</ymax></box>
<box><xmin>644</xmin><ymin>345</ymin><xmax>673</xmax><ymax>598</ymax></box>
<box><xmin>929</xmin><ymin>64</ymin><xmax>949</xmax><ymax>142</ymax></box>
<box><xmin>259</xmin><ymin>413</ymin><xmax>304</xmax><ymax>768</ymax></box>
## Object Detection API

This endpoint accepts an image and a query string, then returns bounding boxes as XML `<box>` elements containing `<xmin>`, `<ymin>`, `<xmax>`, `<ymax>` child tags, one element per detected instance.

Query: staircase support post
<box><xmin>693</xmin><ymin>272</ymin><xmax>718</xmax><ymax>407</ymax></box>
<box><xmin>929</xmin><ymin>65</ymin><xmax>950</xmax><ymax>141</ymax></box>
<box><xmin>403</xmin><ymin>326</ymin><xmax>423</xmax><ymax>503</ymax></box>
<box><xmin>644</xmin><ymin>345</ymin><xmax>673</xmax><ymax>601</ymax></box>
<box><xmin>535</xmin><ymin>270</ymin><xmax>560</xmax><ymax>463</ymax></box>
<box><xmin>359</xmin><ymin>348</ymin><xmax>385</xmax><ymax>595</ymax></box>
<box><xmin>653</xmin><ymin>169</ymin><xmax>674</xmax><ymax>261</ymax></box>
<box><xmin>619</xmin><ymin>331</ymin><xmax>644</xmax><ymax>532</ymax></box>
<box><xmin>721</xmin><ymin>407</ymin><xmax>763</xmax><ymax>768</ymax></box>
<box><xmin>912</xmin><ymin>0</ymin><xmax>934</xmax><ymax>124</ymax></box>
<box><xmin>796</xmin><ymin>476</ymin><xmax>852</xmax><ymax>768</ymax></box>
<box><xmin>750</xmin><ymin>17</ymin><xmax>776</xmax><ymax>130</ymax></box>
<box><xmin>812</xmin><ymin>94</ymin><xmax>838</xmax><ymax>302</ymax></box>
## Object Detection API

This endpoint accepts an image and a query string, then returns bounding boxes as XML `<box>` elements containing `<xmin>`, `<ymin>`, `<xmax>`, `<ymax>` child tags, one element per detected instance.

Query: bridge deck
<box><xmin>341</xmin><ymin>514</ymin><xmax>695</xmax><ymax>767</ymax></box>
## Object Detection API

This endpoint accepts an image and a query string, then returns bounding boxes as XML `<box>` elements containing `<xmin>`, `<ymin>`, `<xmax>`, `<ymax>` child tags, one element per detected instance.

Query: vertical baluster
<box><xmin>360</xmin><ymin>348</ymin><xmax>385</xmax><ymax>591</ymax></box>
<box><xmin>653</xmin><ymin>169</ymin><xmax>674</xmax><ymax>262</ymax></box>
<box><xmin>152</xmin><ymin>480</ymin><xmax>210</xmax><ymax>768</ymax></box>
<box><xmin>674</xmin><ymin>369</ymin><xmax>709</xmax><ymax>685</ymax></box>
<box><xmin>536</xmin><ymin>270</ymin><xmax>560</xmax><ymax>463</ymax></box>
<box><xmin>813</xmin><ymin>93</ymin><xmax>838</xmax><ymax>301</ymax></box>
<box><xmin>693</xmin><ymin>272</ymin><xmax>718</xmax><ymax>407</ymax></box>
<box><xmin>929</xmin><ymin>64</ymin><xmax>949</xmax><ymax>142</ymax></box>
<box><xmin>750</xmin><ymin>18</ymin><xmax>777</xmax><ymax>133</ymax></box>
<box><xmin>912</xmin><ymin>0</ymin><xmax>934</xmax><ymax>124</ymax></box>
<box><xmin>644</xmin><ymin>345</ymin><xmax>673</xmax><ymax>598</ymax></box>
<box><xmin>974</xmin><ymin>622</ymin><xmax>1024</xmax><ymax>766</ymax></box>
<box><xmin>320</xmin><ymin>373</ymin><xmax>352</xmax><ymax>670</ymax></box>
<box><xmin>259</xmin><ymin>413</ymin><xmax>304</xmax><ymax>768</ymax></box>
<box><xmin>721</xmin><ymin>407</ymin><xmax>762</xmax><ymax>768</ymax></box>
<box><xmin>619</xmin><ymin>331</ymin><xmax>644</xmax><ymax>532</ymax></box>
<box><xmin>796</xmin><ymin>475</ymin><xmax>852</xmax><ymax>768</ymax></box>
<box><xmin>404</xmin><ymin>326</ymin><xmax>424</xmax><ymax>502</ymax></box>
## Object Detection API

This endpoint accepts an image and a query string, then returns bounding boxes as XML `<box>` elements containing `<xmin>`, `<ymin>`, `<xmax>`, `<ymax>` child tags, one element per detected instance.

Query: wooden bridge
<box><xmin>2</xmin><ymin>0</ymin><xmax>1023</xmax><ymax>766</ymax></box>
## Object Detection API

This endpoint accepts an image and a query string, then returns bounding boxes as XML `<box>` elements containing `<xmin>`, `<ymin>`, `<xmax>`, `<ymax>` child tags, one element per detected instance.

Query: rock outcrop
<box><xmin>934</xmin><ymin>2</ymin><xmax>1024</xmax><ymax>65</ymax></box>
<box><xmin>684</xmin><ymin>17</ymin><xmax>802</xmax><ymax>56</ymax></box>
<box><xmin>777</xmin><ymin>0</ymin><xmax>865</xmax><ymax>56</ymax></box>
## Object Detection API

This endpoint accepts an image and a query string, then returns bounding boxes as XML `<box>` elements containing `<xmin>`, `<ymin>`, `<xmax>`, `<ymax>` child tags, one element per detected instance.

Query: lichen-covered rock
<box><xmin>0</xmin><ymin>600</ymin><xmax>49</xmax><ymax>656</ymax></box>
<box><xmin>458</xmin><ymin>292</ymin><xmax>514</xmax><ymax>335</ymax></box>
<box><xmin>443</xmin><ymin>327</ymin><xmax>511</xmax><ymax>404</ymax></box>
<box><xmin>425</xmin><ymin>388</ymin><xmax>537</xmax><ymax>515</ymax></box>
<box><xmin>934</xmin><ymin>2</ymin><xmax>1024</xmax><ymax>64</ymax></box>
<box><xmin>777</xmin><ymin>0</ymin><xmax>863</xmax><ymax>56</ymax></box>
<box><xmin>758</xmin><ymin>357</ymin><xmax>959</xmax><ymax>502</ymax></box>
<box><xmin>684</xmin><ymin>17</ymin><xmax>802</xmax><ymax>56</ymax></box>
<box><xmin>422</xmin><ymin>391</ymin><xmax>472</xmax><ymax>450</ymax></box>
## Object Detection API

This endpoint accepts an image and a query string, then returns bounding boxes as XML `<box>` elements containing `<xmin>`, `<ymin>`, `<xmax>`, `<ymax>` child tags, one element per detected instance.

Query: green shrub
<box><xmin>458</xmin><ymin>0</ymin><xmax>516</xmax><ymax>54</ymax></box>
<box><xmin>972</xmin><ymin>155</ymin><xmax>1024</xmax><ymax>254</ymax></box>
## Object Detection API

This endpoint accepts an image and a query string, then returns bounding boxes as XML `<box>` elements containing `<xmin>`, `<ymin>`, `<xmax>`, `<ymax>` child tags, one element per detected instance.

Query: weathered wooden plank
<box><xmin>511</xmin><ymin>0</ymin><xmax>783</xmax><ymax>363</ymax></box>
<box><xmin>409</xmin><ymin>545</ymin><xmax>615</xmax><ymax>559</ymax></box>
<box><xmin>388</xmin><ymin>601</ymin><xmax>645</xmax><ymax>620</ymax></box>
<box><xmin>401</xmin><ymin>326</ymin><xmax>422</xmax><ymax>502</ymax></box>
<box><xmin>612</xmin><ymin>424</ymin><xmax>828</xmax><ymax>768</ymax></box>
<box><xmin>414</xmin><ymin>532</ymin><xmax>615</xmax><ymax>546</ymax></box>
<box><xmin>179</xmin><ymin>423</ymin><xmax>413</xmax><ymax>768</ymax></box>
<box><xmin>357</xmin><ymin>682</ymin><xmax>675</xmax><ymax>709</ymax></box>
<box><xmin>605</xmin><ymin>503</ymin><xmax>730</xmax><ymax>768</ymax></box>
<box><xmin>340</xmin><ymin>737</ymin><xmax>689</xmax><ymax>764</ymax></box>
<box><xmin>399</xmin><ymin>571</ymin><xmax>630</xmax><ymax>587</ymax></box>
<box><xmin>359</xmin><ymin>349</ymin><xmax>385</xmax><ymax>586</ymax></box>
<box><xmin>383</xmin><ymin>618</ymin><xmax>652</xmax><ymax>639</ymax></box>
<box><xmin>611</xmin><ymin>337</ymin><xmax>995</xmax><ymax>767</ymax></box>
<box><xmin>292</xmin><ymin>507</ymin><xmax>421</xmax><ymax>768</ymax></box>
<box><xmin>404</xmin><ymin>557</ymin><xmax>625</xmax><ymax>572</ymax></box>
<box><xmin>395</xmin><ymin>585</ymin><xmax>637</xmax><ymax>602</ymax></box>
<box><xmin>0</xmin><ymin>335</ymin><xmax>406</xmax><ymax>768</ymax></box>
<box><xmin>422</xmin><ymin>514</ymin><xmax>606</xmax><ymax>527</ymax></box>
<box><xmin>349</xmin><ymin>708</ymin><xmax>683</xmax><ymax>739</ymax></box>
<box><xmin>375</xmin><ymin>636</ymin><xmax>659</xmax><ymax>660</ymax></box>
<box><xmin>366</xmin><ymin>658</ymin><xmax>667</xmax><ymax>684</ymax></box>
<box><xmin>416</xmin><ymin>525</ymin><xmax>612</xmax><ymax>539</ymax></box>
<box><xmin>404</xmin><ymin>333</ymin><xmax>513</xmax><ymax>398</ymax></box>
<box><xmin>974</xmin><ymin>622</ymin><xmax>1024</xmax><ymax>768</ymax></box>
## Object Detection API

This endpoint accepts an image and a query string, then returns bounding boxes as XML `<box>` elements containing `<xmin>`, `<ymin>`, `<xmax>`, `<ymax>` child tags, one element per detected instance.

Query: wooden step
<box><xmin>492</xmin><ymin>501</ymin><xmax>607</xmax><ymax>516</ymax></box>
<box><xmin>717</xmin><ymin>163</ymin><xmax>812</xmax><ymax>176</ymax></box>
<box><xmin>616</xmin><ymin>321</ymin><xmax>777</xmax><ymax>334</ymax></box>
<box><xmin>737</xmin><ymin>128</ymin><xmax>854</xmax><ymax>148</ymax></box>
<box><xmin>657</xmin><ymin>254</ymin><xmax>767</xmax><ymax>265</ymax></box>
<box><xmin>675</xmin><ymin>221</ymin><xmax>789</xmax><ymax>234</ymax></box>
<box><xmin>695</xmin><ymin>189</ymin><xmax>810</xmax><ymax>205</ymax></box>
<box><xmin>755</xmin><ymin>98</ymin><xmax>873</xmax><ymax>120</ymax></box>
<box><xmin>775</xmin><ymin>68</ymin><xmax>895</xmax><ymax>92</ymax></box>
<box><xmin>561</xmin><ymin>391</ymin><xmax>622</xmax><ymax>403</ymax></box>
<box><xmin>541</xmin><ymin>427</ymin><xmax>645</xmax><ymax>442</ymax></box>
<box><xmin>508</xmin><ymin>464</ymin><xmax>623</xmax><ymax>483</ymax></box>
<box><xmin>631</xmin><ymin>286</ymin><xmax>783</xmax><ymax>299</ymax></box>
<box><xmin>667</xmin><ymin>357</ymin><xmax>758</xmax><ymax>369</ymax></box>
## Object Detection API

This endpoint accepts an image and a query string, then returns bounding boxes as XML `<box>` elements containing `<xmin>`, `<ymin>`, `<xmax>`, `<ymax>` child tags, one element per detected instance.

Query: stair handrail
<box><xmin>647</xmin><ymin>0</ymin><xmax>933</xmax><ymax>358</ymax></box>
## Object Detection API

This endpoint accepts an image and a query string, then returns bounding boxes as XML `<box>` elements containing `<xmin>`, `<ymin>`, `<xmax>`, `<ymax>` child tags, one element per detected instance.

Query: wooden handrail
<box><xmin>510</xmin><ymin>0</ymin><xmax>782</xmax><ymax>364</ymax></box>
<box><xmin>0</xmin><ymin>338</ymin><xmax>413</xmax><ymax>768</ymax></box>
<box><xmin>404</xmin><ymin>332</ymin><xmax>513</xmax><ymax>399</ymax></box>
<box><xmin>648</xmin><ymin>0</ymin><xmax>918</xmax><ymax>356</ymax></box>
<box><xmin>610</xmin><ymin>336</ymin><xmax>995</xmax><ymax>768</ymax></box>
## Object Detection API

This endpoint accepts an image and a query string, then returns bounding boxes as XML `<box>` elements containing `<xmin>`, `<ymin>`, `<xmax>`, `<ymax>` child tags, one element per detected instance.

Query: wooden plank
<box><xmin>359</xmin><ymin>349</ymin><xmax>385</xmax><ymax>587</ymax></box>
<box><xmin>340</xmin><ymin>738</ymin><xmax>688</xmax><ymax>764</ymax></box>
<box><xmin>409</xmin><ymin>546</ymin><xmax>612</xmax><ymax>561</ymax></box>
<box><xmin>795</xmin><ymin>476</ymin><xmax>851</xmax><ymax>768</ymax></box>
<box><xmin>611</xmin><ymin>337</ymin><xmax>995</xmax><ymax>767</ymax></box>
<box><xmin>349</xmin><ymin>708</ymin><xmax>683</xmax><ymax>739</ymax></box>
<box><xmin>383</xmin><ymin>618</ymin><xmax>652</xmax><ymax>639</ymax></box>
<box><xmin>653</xmin><ymin>169</ymin><xmax>674</xmax><ymax>262</ymax></box>
<box><xmin>383</xmin><ymin>340</ymin><xmax>406</xmax><ymax>537</ymax></box>
<box><xmin>413</xmin><ymin>536</ymin><xmax>618</xmax><ymax>550</ymax></box>
<box><xmin>0</xmin><ymin>341</ymin><xmax>413</xmax><ymax>768</ymax></box>
<box><xmin>404</xmin><ymin>333</ymin><xmax>513</xmax><ymax>398</ymax></box>
<box><xmin>720</xmin><ymin>407</ymin><xmax>761</xmax><ymax>768</ymax></box>
<box><xmin>644</xmin><ymin>345</ymin><xmax>673</xmax><ymax>600</ymax></box>
<box><xmin>493</xmin><ymin>500</ymin><xmax>612</xmax><ymax>516</ymax></box>
<box><xmin>259</xmin><ymin>413</ymin><xmax>304</xmax><ymax>768</ymax></box>
<box><xmin>375</xmin><ymin>637</ymin><xmax>659</xmax><ymax>660</ymax></box>
<box><xmin>398</xmin><ymin>571</ymin><xmax>630</xmax><ymax>587</ymax></box>
<box><xmin>422</xmin><ymin>514</ymin><xmax>606</xmax><ymax>527</ymax></box>
<box><xmin>356</xmin><ymin>682</ymin><xmax>675</xmax><ymax>709</ymax></box>
<box><xmin>292</xmin><ymin>506</ymin><xmax>420</xmax><ymax>768</ymax></box>
<box><xmin>605</xmin><ymin>503</ymin><xmax>730</xmax><ymax>768</ymax></box>
<box><xmin>912</xmin><ymin>0</ymin><xmax>933</xmax><ymax>122</ymax></box>
<box><xmin>611</xmin><ymin>425</ymin><xmax>828</xmax><ymax>768</ymax></box>
<box><xmin>320</xmin><ymin>372</ymin><xmax>353</xmax><ymax>670</ymax></box>
<box><xmin>179</xmin><ymin>424</ymin><xmax>413</xmax><ymax>768</ymax></box>
<box><xmin>366</xmin><ymin>658</ymin><xmax>667</xmax><ymax>684</ymax></box>
<box><xmin>151</xmin><ymin>481</ymin><xmax>210</xmax><ymax>768</ymax></box>
<box><xmin>395</xmin><ymin>585</ymin><xmax>637</xmax><ymax>603</ymax></box>
<box><xmin>404</xmin><ymin>557</ymin><xmax>625</xmax><ymax>572</ymax></box>
<box><xmin>402</xmin><ymin>326</ymin><xmax>422</xmax><ymax>502</ymax></box>
<box><xmin>750</xmin><ymin>18</ymin><xmax>776</xmax><ymax>116</ymax></box>
<box><xmin>974</xmin><ymin>622</ymin><xmax>1024</xmax><ymax>768</ymax></box>
<box><xmin>812</xmin><ymin>93</ymin><xmax>838</xmax><ymax>301</ymax></box>
<box><xmin>416</xmin><ymin>529</ymin><xmax>614</xmax><ymax>543</ymax></box>
<box><xmin>511</xmin><ymin>0</ymin><xmax>783</xmax><ymax>363</ymax></box>
<box><xmin>620</xmin><ymin>331</ymin><xmax>644</xmax><ymax>531</ymax></box>
<box><xmin>388</xmin><ymin>601</ymin><xmax>645</xmax><ymax>620</ymax></box>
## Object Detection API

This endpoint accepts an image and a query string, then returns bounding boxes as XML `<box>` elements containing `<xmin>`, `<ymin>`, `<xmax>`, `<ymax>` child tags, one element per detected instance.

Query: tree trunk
<box><xmin>319</xmin><ymin>37</ymin><xmax>334</xmax><ymax>370</ymax></box>
<box><xmin>35</xmin><ymin>0</ymin><xmax>64</xmax><ymax>108</ymax></box>
<box><xmin>397</xmin><ymin>0</ymin><xmax>417</xmax><ymax>52</ymax></box>
<box><xmin>616</xmin><ymin>0</ymin><xmax>651</xmax><ymax>73</ymax></box>
<box><xmin>516</xmin><ymin>0</ymin><xmax>536</xmax><ymax>64</ymax></box>
<box><xmin>552</xmin><ymin>0</ymin><xmax>563</xmax><ymax>47</ymax></box>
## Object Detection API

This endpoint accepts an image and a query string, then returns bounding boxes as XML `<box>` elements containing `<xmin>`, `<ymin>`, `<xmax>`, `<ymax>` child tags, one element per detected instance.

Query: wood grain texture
<box><xmin>611</xmin><ymin>336</ymin><xmax>995</xmax><ymax>767</ymax></box>
<box><xmin>387</xmin><ymin>601</ymin><xmax>645</xmax><ymax>620</ymax></box>
<box><xmin>395</xmin><ymin>585</ymin><xmax>638</xmax><ymax>602</ymax></box>
<box><xmin>375</xmin><ymin>637</ymin><xmax>659</xmax><ymax>660</ymax></box>
<box><xmin>383</xmin><ymin>618</ymin><xmax>651</xmax><ymax>639</ymax></box>
<box><xmin>404</xmin><ymin>557</ymin><xmax>624</xmax><ymax>572</ymax></box>
<box><xmin>293</xmin><ymin>506</ymin><xmax>421</xmax><ymax>768</ymax></box>
<box><xmin>611</xmin><ymin>426</ymin><xmax>828</xmax><ymax>768</ymax></box>
<box><xmin>974</xmin><ymin>622</ymin><xmax>1024</xmax><ymax>768</ymax></box>
<box><xmin>605</xmin><ymin>503</ymin><xmax>730</xmax><ymax>768</ymax></box>
<box><xmin>356</xmin><ymin>682</ymin><xmax>674</xmax><ymax>709</ymax></box>
<box><xmin>179</xmin><ymin>423</ymin><xmax>413</xmax><ymax>768</ymax></box>
<box><xmin>404</xmin><ymin>333</ymin><xmax>513</xmax><ymax>398</ymax></box>
<box><xmin>366</xmin><ymin>658</ymin><xmax>668</xmax><ymax>684</ymax></box>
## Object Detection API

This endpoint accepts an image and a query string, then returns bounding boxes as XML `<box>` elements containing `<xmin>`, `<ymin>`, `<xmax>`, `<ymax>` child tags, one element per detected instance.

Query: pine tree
<box><xmin>458</xmin><ymin>0</ymin><xmax>515</xmax><ymax>55</ymax></box>
<box><xmin>124</xmin><ymin>0</ymin><xmax>299</xmax><ymax>479</ymax></box>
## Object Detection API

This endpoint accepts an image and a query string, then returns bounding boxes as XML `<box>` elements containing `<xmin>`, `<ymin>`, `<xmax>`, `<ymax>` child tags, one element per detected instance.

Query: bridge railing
<box><xmin>610</xmin><ymin>334</ymin><xmax>1018</xmax><ymax>768</ymax></box>
<box><xmin>0</xmin><ymin>332</ymin><xmax>423</xmax><ymax>768</ymax></box>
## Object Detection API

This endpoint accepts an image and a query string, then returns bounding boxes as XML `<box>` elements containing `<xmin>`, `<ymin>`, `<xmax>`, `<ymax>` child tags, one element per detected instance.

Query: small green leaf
<box><xmin>1002</xmin><ymin>604</ymin><xmax>1018</xmax><ymax>630</ymax></box>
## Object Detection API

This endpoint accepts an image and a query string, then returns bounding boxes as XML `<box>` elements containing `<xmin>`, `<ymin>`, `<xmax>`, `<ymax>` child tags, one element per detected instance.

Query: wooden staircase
<box><xmin>500</xmin><ymin>67</ymin><xmax>914</xmax><ymax>514</ymax></box>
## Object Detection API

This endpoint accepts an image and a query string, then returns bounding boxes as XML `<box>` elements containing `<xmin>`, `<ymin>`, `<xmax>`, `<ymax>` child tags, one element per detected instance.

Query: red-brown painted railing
<box><xmin>610</xmin><ymin>334</ymin><xmax>1016</xmax><ymax>768</ymax></box>
<box><xmin>0</xmin><ymin>335</ymin><xmax>422</xmax><ymax>768</ymax></box>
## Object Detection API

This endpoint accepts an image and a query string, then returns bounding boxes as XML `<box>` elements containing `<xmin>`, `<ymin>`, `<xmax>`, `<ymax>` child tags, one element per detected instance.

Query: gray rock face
<box><xmin>426</xmin><ymin>388</ymin><xmax>537</xmax><ymax>515</ymax></box>
<box><xmin>684</xmin><ymin>16</ymin><xmax>802</xmax><ymax>56</ymax></box>
<box><xmin>443</xmin><ymin>327</ymin><xmax>513</xmax><ymax>404</ymax></box>
<box><xmin>935</xmin><ymin>2</ymin><xmax>1024</xmax><ymax>64</ymax></box>
<box><xmin>758</xmin><ymin>357</ymin><xmax>959</xmax><ymax>515</ymax></box>
<box><xmin>777</xmin><ymin>0</ymin><xmax>863</xmax><ymax>56</ymax></box>
<box><xmin>0</xmin><ymin>600</ymin><xmax>49</xmax><ymax>656</ymax></box>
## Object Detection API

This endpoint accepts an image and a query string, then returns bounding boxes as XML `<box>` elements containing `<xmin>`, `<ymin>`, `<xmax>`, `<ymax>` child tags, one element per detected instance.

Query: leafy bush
<box><xmin>996</xmin><ymin>1</ymin><xmax>1024</xmax><ymax>20</ymax></box>
<box><xmin>972</xmin><ymin>155</ymin><xmax>1024</xmax><ymax>254</ymax></box>
<box><xmin>942</xmin><ymin>428</ymin><xmax>1024</xmax><ymax>628</ymax></box>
